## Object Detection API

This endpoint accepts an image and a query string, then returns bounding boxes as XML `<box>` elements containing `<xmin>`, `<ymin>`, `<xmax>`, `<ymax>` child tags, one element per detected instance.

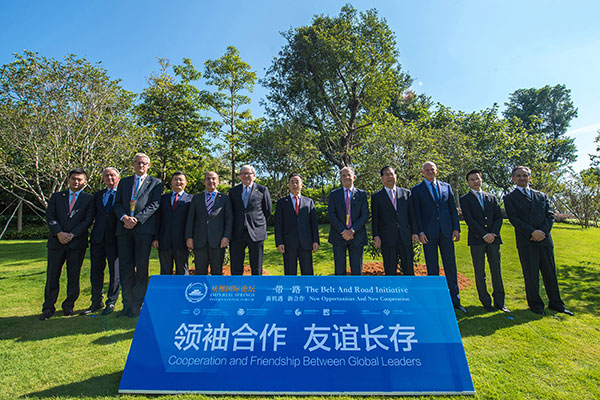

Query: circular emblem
<box><xmin>185</xmin><ymin>282</ymin><xmax>208</xmax><ymax>303</ymax></box>
<box><xmin>237</xmin><ymin>308</ymin><xmax>245</xmax><ymax>316</ymax></box>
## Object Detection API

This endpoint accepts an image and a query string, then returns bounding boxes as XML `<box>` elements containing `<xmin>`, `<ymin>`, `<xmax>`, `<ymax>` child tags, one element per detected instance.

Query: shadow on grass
<box><xmin>457</xmin><ymin>307</ymin><xmax>544</xmax><ymax>337</ymax></box>
<box><xmin>557</xmin><ymin>261</ymin><xmax>600</xmax><ymax>312</ymax></box>
<box><xmin>23</xmin><ymin>371</ymin><xmax>122</xmax><ymax>398</ymax></box>
<box><xmin>0</xmin><ymin>313</ymin><xmax>136</xmax><ymax>343</ymax></box>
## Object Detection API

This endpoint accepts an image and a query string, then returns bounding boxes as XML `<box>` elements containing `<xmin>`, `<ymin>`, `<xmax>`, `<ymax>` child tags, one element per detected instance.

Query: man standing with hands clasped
<box><xmin>504</xmin><ymin>166</ymin><xmax>573</xmax><ymax>316</ymax></box>
<box><xmin>460</xmin><ymin>169</ymin><xmax>509</xmax><ymax>313</ymax></box>
<box><xmin>274</xmin><ymin>173</ymin><xmax>319</xmax><ymax>275</ymax></box>
<box><xmin>411</xmin><ymin>161</ymin><xmax>466</xmax><ymax>313</ymax></box>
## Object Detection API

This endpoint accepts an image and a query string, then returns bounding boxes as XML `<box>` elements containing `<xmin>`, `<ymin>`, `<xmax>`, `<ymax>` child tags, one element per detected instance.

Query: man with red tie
<box><xmin>40</xmin><ymin>168</ymin><xmax>94</xmax><ymax>320</ymax></box>
<box><xmin>274</xmin><ymin>173</ymin><xmax>320</xmax><ymax>275</ymax></box>
<box><xmin>371</xmin><ymin>166</ymin><xmax>418</xmax><ymax>276</ymax></box>
<box><xmin>153</xmin><ymin>171</ymin><xmax>192</xmax><ymax>275</ymax></box>
<box><xmin>327</xmin><ymin>166</ymin><xmax>369</xmax><ymax>275</ymax></box>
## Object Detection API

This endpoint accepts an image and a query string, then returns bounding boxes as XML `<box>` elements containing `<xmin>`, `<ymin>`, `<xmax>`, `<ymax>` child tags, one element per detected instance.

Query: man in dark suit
<box><xmin>113</xmin><ymin>153</ymin><xmax>162</xmax><ymax>318</ymax></box>
<box><xmin>328</xmin><ymin>166</ymin><xmax>369</xmax><ymax>275</ymax></box>
<box><xmin>185</xmin><ymin>171</ymin><xmax>232</xmax><ymax>275</ymax></box>
<box><xmin>153</xmin><ymin>171</ymin><xmax>192</xmax><ymax>275</ymax></box>
<box><xmin>460</xmin><ymin>169</ymin><xmax>509</xmax><ymax>313</ymax></box>
<box><xmin>504</xmin><ymin>166</ymin><xmax>573</xmax><ymax>316</ymax></box>
<box><xmin>229</xmin><ymin>165</ymin><xmax>272</xmax><ymax>275</ymax></box>
<box><xmin>275</xmin><ymin>173</ymin><xmax>320</xmax><ymax>275</ymax></box>
<box><xmin>40</xmin><ymin>168</ymin><xmax>94</xmax><ymax>320</ymax></box>
<box><xmin>371</xmin><ymin>166</ymin><xmax>418</xmax><ymax>276</ymax></box>
<box><xmin>81</xmin><ymin>167</ymin><xmax>121</xmax><ymax>316</ymax></box>
<box><xmin>411</xmin><ymin>161</ymin><xmax>466</xmax><ymax>312</ymax></box>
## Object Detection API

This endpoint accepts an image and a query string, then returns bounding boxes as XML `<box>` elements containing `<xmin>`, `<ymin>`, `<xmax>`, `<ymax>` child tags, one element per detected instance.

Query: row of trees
<box><xmin>1</xmin><ymin>5</ymin><xmax>598</xmax><ymax>227</ymax></box>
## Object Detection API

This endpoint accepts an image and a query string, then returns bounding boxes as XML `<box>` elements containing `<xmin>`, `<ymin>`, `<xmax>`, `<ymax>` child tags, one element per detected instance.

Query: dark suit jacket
<box><xmin>460</xmin><ymin>191</ymin><xmax>503</xmax><ymax>246</ymax></box>
<box><xmin>327</xmin><ymin>187</ymin><xmax>369</xmax><ymax>246</ymax></box>
<box><xmin>113</xmin><ymin>175</ymin><xmax>163</xmax><ymax>236</ymax></box>
<box><xmin>411</xmin><ymin>180</ymin><xmax>460</xmax><ymax>239</ymax></box>
<box><xmin>46</xmin><ymin>190</ymin><xmax>94</xmax><ymax>249</ymax></box>
<box><xmin>155</xmin><ymin>192</ymin><xmax>192</xmax><ymax>250</ymax></box>
<box><xmin>229</xmin><ymin>183</ymin><xmax>272</xmax><ymax>242</ymax></box>
<box><xmin>185</xmin><ymin>192</ymin><xmax>233</xmax><ymax>249</ymax></box>
<box><xmin>89</xmin><ymin>188</ymin><xmax>118</xmax><ymax>245</ymax></box>
<box><xmin>274</xmin><ymin>195</ymin><xmax>320</xmax><ymax>251</ymax></box>
<box><xmin>371</xmin><ymin>187</ymin><xmax>417</xmax><ymax>247</ymax></box>
<box><xmin>504</xmin><ymin>188</ymin><xmax>554</xmax><ymax>248</ymax></box>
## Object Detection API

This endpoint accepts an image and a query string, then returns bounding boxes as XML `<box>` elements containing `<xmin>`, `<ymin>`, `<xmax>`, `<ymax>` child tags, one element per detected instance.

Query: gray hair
<box><xmin>239</xmin><ymin>165</ymin><xmax>256</xmax><ymax>175</ymax></box>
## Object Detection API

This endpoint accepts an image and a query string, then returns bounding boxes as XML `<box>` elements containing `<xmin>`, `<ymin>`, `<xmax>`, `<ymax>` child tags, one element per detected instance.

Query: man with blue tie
<box><xmin>371</xmin><ymin>166</ymin><xmax>418</xmax><ymax>276</ymax></box>
<box><xmin>153</xmin><ymin>171</ymin><xmax>192</xmax><ymax>275</ymax></box>
<box><xmin>460</xmin><ymin>169</ymin><xmax>509</xmax><ymax>313</ymax></box>
<box><xmin>328</xmin><ymin>166</ymin><xmax>369</xmax><ymax>275</ymax></box>
<box><xmin>229</xmin><ymin>165</ymin><xmax>272</xmax><ymax>275</ymax></box>
<box><xmin>504</xmin><ymin>166</ymin><xmax>573</xmax><ymax>316</ymax></box>
<box><xmin>113</xmin><ymin>153</ymin><xmax>162</xmax><ymax>318</ymax></box>
<box><xmin>81</xmin><ymin>167</ymin><xmax>121</xmax><ymax>316</ymax></box>
<box><xmin>274</xmin><ymin>173</ymin><xmax>320</xmax><ymax>275</ymax></box>
<box><xmin>185</xmin><ymin>171</ymin><xmax>232</xmax><ymax>275</ymax></box>
<box><xmin>411</xmin><ymin>161</ymin><xmax>466</xmax><ymax>313</ymax></box>
<box><xmin>40</xmin><ymin>168</ymin><xmax>94</xmax><ymax>320</ymax></box>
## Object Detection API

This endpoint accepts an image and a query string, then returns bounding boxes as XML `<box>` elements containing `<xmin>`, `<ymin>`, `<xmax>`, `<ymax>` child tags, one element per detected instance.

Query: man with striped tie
<box><xmin>185</xmin><ymin>171</ymin><xmax>232</xmax><ymax>275</ymax></box>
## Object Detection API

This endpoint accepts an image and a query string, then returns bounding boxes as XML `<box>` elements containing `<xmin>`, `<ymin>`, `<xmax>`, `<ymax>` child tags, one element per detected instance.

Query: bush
<box><xmin>1</xmin><ymin>225</ymin><xmax>48</xmax><ymax>240</ymax></box>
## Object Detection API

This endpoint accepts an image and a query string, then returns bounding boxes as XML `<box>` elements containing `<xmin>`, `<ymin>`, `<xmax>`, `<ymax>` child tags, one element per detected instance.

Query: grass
<box><xmin>0</xmin><ymin>222</ymin><xmax>599</xmax><ymax>400</ymax></box>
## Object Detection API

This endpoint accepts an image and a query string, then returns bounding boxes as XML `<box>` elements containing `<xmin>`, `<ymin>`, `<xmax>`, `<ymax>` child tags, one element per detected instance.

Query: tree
<box><xmin>0</xmin><ymin>51</ymin><xmax>142</xmax><ymax>213</ymax></box>
<box><xmin>203</xmin><ymin>46</ymin><xmax>258</xmax><ymax>185</ymax></box>
<box><xmin>136</xmin><ymin>58</ymin><xmax>211</xmax><ymax>186</ymax></box>
<box><xmin>503</xmin><ymin>84</ymin><xmax>578</xmax><ymax>166</ymax></box>
<box><xmin>263</xmin><ymin>4</ymin><xmax>412</xmax><ymax>169</ymax></box>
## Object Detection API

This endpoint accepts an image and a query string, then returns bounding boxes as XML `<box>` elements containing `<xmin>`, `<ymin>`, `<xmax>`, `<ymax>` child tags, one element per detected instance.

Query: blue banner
<box><xmin>119</xmin><ymin>276</ymin><xmax>474</xmax><ymax>395</ymax></box>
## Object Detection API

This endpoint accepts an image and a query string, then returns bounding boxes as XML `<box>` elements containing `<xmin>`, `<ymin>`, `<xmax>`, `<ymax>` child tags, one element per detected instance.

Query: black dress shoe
<box><xmin>484</xmin><ymin>305</ymin><xmax>496</xmax><ymax>312</ymax></box>
<box><xmin>39</xmin><ymin>310</ymin><xmax>54</xmax><ymax>321</ymax></box>
<box><xmin>116</xmin><ymin>308</ymin><xmax>131</xmax><ymax>318</ymax></box>
<box><xmin>454</xmin><ymin>305</ymin><xmax>468</xmax><ymax>313</ymax></box>
<box><xmin>80</xmin><ymin>302</ymin><xmax>104</xmax><ymax>316</ymax></box>
<box><xmin>63</xmin><ymin>308</ymin><xmax>75</xmax><ymax>316</ymax></box>
<box><xmin>532</xmin><ymin>309</ymin><xmax>546</xmax><ymax>316</ymax></box>
<box><xmin>101</xmin><ymin>304</ymin><xmax>115</xmax><ymax>316</ymax></box>
<box><xmin>550</xmin><ymin>307</ymin><xmax>574</xmax><ymax>316</ymax></box>
<box><xmin>495</xmin><ymin>305</ymin><xmax>511</xmax><ymax>313</ymax></box>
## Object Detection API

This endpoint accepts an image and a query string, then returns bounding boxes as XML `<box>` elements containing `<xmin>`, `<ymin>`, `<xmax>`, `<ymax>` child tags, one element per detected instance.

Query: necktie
<box><xmin>243</xmin><ymin>186</ymin><xmax>250</xmax><ymax>207</ymax></box>
<box><xmin>105</xmin><ymin>190</ymin><xmax>114</xmax><ymax>213</ymax></box>
<box><xmin>345</xmin><ymin>189</ymin><xmax>352</xmax><ymax>228</ymax></box>
<box><xmin>172</xmin><ymin>192</ymin><xmax>179</xmax><ymax>211</ymax></box>
<box><xmin>294</xmin><ymin>195</ymin><xmax>299</xmax><ymax>215</ymax></box>
<box><xmin>523</xmin><ymin>188</ymin><xmax>531</xmax><ymax>200</ymax></box>
<box><xmin>431</xmin><ymin>182</ymin><xmax>439</xmax><ymax>203</ymax></box>
<box><xmin>477</xmin><ymin>191</ymin><xmax>484</xmax><ymax>209</ymax></box>
<box><xmin>69</xmin><ymin>192</ymin><xmax>77</xmax><ymax>213</ymax></box>
<box><xmin>206</xmin><ymin>192</ymin><xmax>214</xmax><ymax>214</ymax></box>
<box><xmin>390</xmin><ymin>189</ymin><xmax>396</xmax><ymax>210</ymax></box>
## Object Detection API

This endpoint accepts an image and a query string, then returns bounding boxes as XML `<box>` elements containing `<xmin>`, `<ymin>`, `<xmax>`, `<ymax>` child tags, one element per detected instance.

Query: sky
<box><xmin>1</xmin><ymin>0</ymin><xmax>599</xmax><ymax>171</ymax></box>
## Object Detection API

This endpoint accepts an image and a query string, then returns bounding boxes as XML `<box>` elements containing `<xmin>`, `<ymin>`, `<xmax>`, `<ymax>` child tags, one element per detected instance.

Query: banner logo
<box><xmin>184</xmin><ymin>282</ymin><xmax>208</xmax><ymax>303</ymax></box>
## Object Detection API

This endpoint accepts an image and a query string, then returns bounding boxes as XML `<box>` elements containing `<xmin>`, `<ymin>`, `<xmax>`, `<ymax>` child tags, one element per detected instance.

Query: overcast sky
<box><xmin>2</xmin><ymin>0</ymin><xmax>598</xmax><ymax>171</ymax></box>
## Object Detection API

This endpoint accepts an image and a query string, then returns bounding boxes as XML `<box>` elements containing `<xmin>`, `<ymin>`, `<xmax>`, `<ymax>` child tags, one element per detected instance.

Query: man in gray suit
<box><xmin>113</xmin><ymin>153</ymin><xmax>162</xmax><ymax>318</ymax></box>
<box><xmin>185</xmin><ymin>171</ymin><xmax>232</xmax><ymax>275</ymax></box>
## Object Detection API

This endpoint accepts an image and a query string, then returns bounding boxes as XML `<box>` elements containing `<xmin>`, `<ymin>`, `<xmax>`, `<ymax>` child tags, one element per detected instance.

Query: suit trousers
<box><xmin>193</xmin><ymin>246</ymin><xmax>225</xmax><ymax>275</ymax></box>
<box><xmin>89</xmin><ymin>242</ymin><xmax>120</xmax><ymax>306</ymax></box>
<box><xmin>230</xmin><ymin>230</ymin><xmax>264</xmax><ymax>275</ymax></box>
<box><xmin>423</xmin><ymin>235</ymin><xmax>460</xmax><ymax>306</ymax></box>
<box><xmin>282</xmin><ymin>244</ymin><xmax>313</xmax><ymax>275</ymax></box>
<box><xmin>159</xmin><ymin>248</ymin><xmax>190</xmax><ymax>275</ymax></box>
<box><xmin>470</xmin><ymin>244</ymin><xmax>505</xmax><ymax>308</ymax></box>
<box><xmin>517</xmin><ymin>245</ymin><xmax>564</xmax><ymax>312</ymax></box>
<box><xmin>43</xmin><ymin>247</ymin><xmax>86</xmax><ymax>312</ymax></box>
<box><xmin>333</xmin><ymin>242</ymin><xmax>364</xmax><ymax>275</ymax></box>
<box><xmin>117</xmin><ymin>231</ymin><xmax>153</xmax><ymax>312</ymax></box>
<box><xmin>381</xmin><ymin>241</ymin><xmax>415</xmax><ymax>276</ymax></box>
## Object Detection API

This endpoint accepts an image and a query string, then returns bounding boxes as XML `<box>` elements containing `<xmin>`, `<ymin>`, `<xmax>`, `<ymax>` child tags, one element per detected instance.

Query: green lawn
<box><xmin>0</xmin><ymin>222</ymin><xmax>598</xmax><ymax>400</ymax></box>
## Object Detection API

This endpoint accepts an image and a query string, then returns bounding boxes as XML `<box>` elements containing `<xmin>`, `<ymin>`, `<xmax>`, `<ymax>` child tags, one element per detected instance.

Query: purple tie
<box><xmin>345</xmin><ymin>189</ymin><xmax>352</xmax><ymax>228</ymax></box>
<box><xmin>390</xmin><ymin>189</ymin><xmax>396</xmax><ymax>210</ymax></box>
<box><xmin>206</xmin><ymin>192</ymin><xmax>214</xmax><ymax>214</ymax></box>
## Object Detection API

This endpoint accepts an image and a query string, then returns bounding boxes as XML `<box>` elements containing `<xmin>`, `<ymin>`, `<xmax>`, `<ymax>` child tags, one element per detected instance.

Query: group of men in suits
<box><xmin>40</xmin><ymin>154</ymin><xmax>573</xmax><ymax>320</ymax></box>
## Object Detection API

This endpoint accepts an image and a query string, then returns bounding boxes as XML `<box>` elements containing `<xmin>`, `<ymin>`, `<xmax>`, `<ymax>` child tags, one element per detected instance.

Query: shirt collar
<box><xmin>289</xmin><ymin>193</ymin><xmax>301</xmax><ymax>199</ymax></box>
<box><xmin>69</xmin><ymin>189</ymin><xmax>82</xmax><ymax>197</ymax></box>
<box><xmin>135</xmin><ymin>174</ymin><xmax>147</xmax><ymax>181</ymax></box>
<box><xmin>471</xmin><ymin>188</ymin><xmax>483</xmax><ymax>195</ymax></box>
<box><xmin>172</xmin><ymin>190</ymin><xmax>185</xmax><ymax>197</ymax></box>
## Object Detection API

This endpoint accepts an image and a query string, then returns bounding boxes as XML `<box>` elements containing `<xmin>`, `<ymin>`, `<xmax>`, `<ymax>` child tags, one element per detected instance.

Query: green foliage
<box><xmin>203</xmin><ymin>46</ymin><xmax>258</xmax><ymax>185</ymax></box>
<box><xmin>136</xmin><ymin>58</ymin><xmax>211</xmax><ymax>186</ymax></box>
<box><xmin>1</xmin><ymin>224</ymin><xmax>48</xmax><ymax>240</ymax></box>
<box><xmin>503</xmin><ymin>84</ymin><xmax>578</xmax><ymax>166</ymax></box>
<box><xmin>0</xmin><ymin>51</ymin><xmax>143</xmax><ymax>211</ymax></box>
<box><xmin>263</xmin><ymin>4</ymin><xmax>412</xmax><ymax>168</ymax></box>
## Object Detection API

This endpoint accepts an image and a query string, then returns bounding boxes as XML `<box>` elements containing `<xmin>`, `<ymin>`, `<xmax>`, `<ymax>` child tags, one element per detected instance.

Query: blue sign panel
<box><xmin>119</xmin><ymin>276</ymin><xmax>474</xmax><ymax>395</ymax></box>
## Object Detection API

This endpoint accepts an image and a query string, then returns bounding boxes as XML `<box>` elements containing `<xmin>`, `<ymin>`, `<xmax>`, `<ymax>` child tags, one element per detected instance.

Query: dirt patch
<box><xmin>362</xmin><ymin>262</ymin><xmax>472</xmax><ymax>290</ymax></box>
